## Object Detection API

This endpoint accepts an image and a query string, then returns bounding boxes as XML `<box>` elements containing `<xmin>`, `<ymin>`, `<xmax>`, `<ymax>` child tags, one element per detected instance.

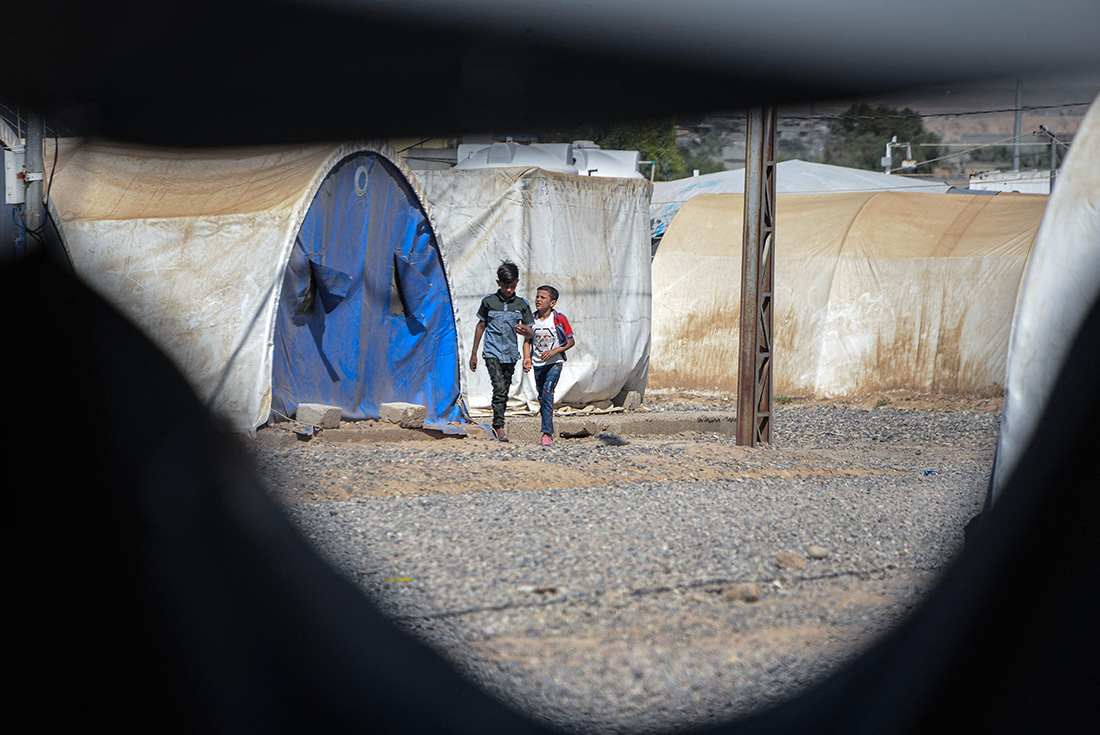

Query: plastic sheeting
<box><xmin>49</xmin><ymin>140</ymin><xmax>458</xmax><ymax>431</ymax></box>
<box><xmin>991</xmin><ymin>94</ymin><xmax>1100</xmax><ymax>503</ymax></box>
<box><xmin>272</xmin><ymin>154</ymin><xmax>461</xmax><ymax>425</ymax></box>
<box><xmin>414</xmin><ymin>167</ymin><xmax>652</xmax><ymax>410</ymax></box>
<box><xmin>650</xmin><ymin>160</ymin><xmax>949</xmax><ymax>238</ymax></box>
<box><xmin>651</xmin><ymin>190</ymin><xmax>1048</xmax><ymax>396</ymax></box>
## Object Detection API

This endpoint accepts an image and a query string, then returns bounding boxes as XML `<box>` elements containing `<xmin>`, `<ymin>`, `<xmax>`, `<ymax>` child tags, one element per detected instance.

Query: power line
<box><xmin>883</xmin><ymin>131</ymin><xmax>1070</xmax><ymax>173</ymax></box>
<box><xmin>781</xmin><ymin>102</ymin><xmax>1092</xmax><ymax>123</ymax></box>
<box><xmin>914</xmin><ymin>141</ymin><xmax>1053</xmax><ymax>148</ymax></box>
<box><xmin>885</xmin><ymin>136</ymin><xmax>1012</xmax><ymax>173</ymax></box>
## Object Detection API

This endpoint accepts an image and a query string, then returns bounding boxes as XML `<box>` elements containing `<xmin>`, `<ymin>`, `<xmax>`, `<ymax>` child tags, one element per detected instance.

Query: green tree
<box><xmin>824</xmin><ymin>104</ymin><xmax>941</xmax><ymax>172</ymax></box>
<box><xmin>677</xmin><ymin>126</ymin><xmax>726</xmax><ymax>175</ymax></box>
<box><xmin>680</xmin><ymin>150</ymin><xmax>726</xmax><ymax>176</ymax></box>
<box><xmin>594</xmin><ymin>119</ymin><xmax>688</xmax><ymax>181</ymax></box>
<box><xmin>777</xmin><ymin>137</ymin><xmax>821</xmax><ymax>163</ymax></box>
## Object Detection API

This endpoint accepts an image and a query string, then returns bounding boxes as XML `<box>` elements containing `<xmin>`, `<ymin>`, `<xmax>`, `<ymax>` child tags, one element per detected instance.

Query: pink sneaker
<box><xmin>541</xmin><ymin>435</ymin><xmax>554</xmax><ymax>446</ymax></box>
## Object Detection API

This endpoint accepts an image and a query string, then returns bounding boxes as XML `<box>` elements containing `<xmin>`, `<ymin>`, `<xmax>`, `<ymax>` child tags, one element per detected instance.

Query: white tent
<box><xmin>414</xmin><ymin>166</ymin><xmax>652</xmax><ymax>411</ymax></box>
<box><xmin>49</xmin><ymin>140</ymin><xmax>463</xmax><ymax>433</ymax></box>
<box><xmin>991</xmin><ymin>94</ymin><xmax>1100</xmax><ymax>503</ymax></box>
<box><xmin>651</xmin><ymin>160</ymin><xmax>950</xmax><ymax>238</ymax></box>
<box><xmin>651</xmin><ymin>190</ymin><xmax>1047</xmax><ymax>397</ymax></box>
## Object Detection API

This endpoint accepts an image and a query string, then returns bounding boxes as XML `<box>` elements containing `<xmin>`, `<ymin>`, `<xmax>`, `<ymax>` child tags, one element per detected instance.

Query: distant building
<box><xmin>969</xmin><ymin>170</ymin><xmax>1053</xmax><ymax>195</ymax></box>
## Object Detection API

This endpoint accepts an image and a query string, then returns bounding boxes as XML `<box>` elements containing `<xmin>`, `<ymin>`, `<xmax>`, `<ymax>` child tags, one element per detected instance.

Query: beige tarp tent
<box><xmin>651</xmin><ymin>190</ymin><xmax>1048</xmax><ymax>397</ymax></box>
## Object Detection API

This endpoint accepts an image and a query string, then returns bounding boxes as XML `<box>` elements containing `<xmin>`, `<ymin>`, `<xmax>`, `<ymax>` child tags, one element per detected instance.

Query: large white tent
<box><xmin>414</xmin><ymin>166</ymin><xmax>652</xmax><ymax>412</ymax></box>
<box><xmin>651</xmin><ymin>160</ymin><xmax>950</xmax><ymax>239</ymax></box>
<box><xmin>991</xmin><ymin>94</ymin><xmax>1100</xmax><ymax>503</ymax></box>
<box><xmin>651</xmin><ymin>189</ymin><xmax>1047</xmax><ymax>397</ymax></box>
<box><xmin>49</xmin><ymin>140</ymin><xmax>463</xmax><ymax>433</ymax></box>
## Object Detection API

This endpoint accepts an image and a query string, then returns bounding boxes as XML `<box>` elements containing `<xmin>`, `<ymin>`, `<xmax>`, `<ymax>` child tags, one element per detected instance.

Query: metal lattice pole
<box><xmin>737</xmin><ymin>107</ymin><xmax>776</xmax><ymax>446</ymax></box>
<box><xmin>23</xmin><ymin>111</ymin><xmax>45</xmax><ymax>252</ymax></box>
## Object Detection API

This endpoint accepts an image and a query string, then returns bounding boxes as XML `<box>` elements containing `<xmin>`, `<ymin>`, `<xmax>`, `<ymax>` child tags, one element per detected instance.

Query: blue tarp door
<box><xmin>271</xmin><ymin>154</ymin><xmax>461</xmax><ymax>426</ymax></box>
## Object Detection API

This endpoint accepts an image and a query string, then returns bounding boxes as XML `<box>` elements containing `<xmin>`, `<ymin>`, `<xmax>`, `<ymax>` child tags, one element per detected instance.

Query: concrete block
<box><xmin>559</xmin><ymin>420</ymin><xmax>606</xmax><ymax>439</ymax></box>
<box><xmin>379</xmin><ymin>402</ymin><xmax>426</xmax><ymax>429</ymax></box>
<box><xmin>295</xmin><ymin>403</ymin><xmax>341</xmax><ymax>429</ymax></box>
<box><xmin>612</xmin><ymin>390</ymin><xmax>643</xmax><ymax>411</ymax></box>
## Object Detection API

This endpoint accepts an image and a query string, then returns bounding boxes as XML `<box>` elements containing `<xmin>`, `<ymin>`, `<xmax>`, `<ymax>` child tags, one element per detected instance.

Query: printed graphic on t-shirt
<box><xmin>533</xmin><ymin>327</ymin><xmax>556</xmax><ymax>357</ymax></box>
<box><xmin>532</xmin><ymin>313</ymin><xmax>562</xmax><ymax>365</ymax></box>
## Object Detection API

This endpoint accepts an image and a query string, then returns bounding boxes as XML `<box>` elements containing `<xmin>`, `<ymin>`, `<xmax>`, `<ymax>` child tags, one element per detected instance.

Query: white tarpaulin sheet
<box><xmin>991</xmin><ymin>94</ymin><xmax>1100</xmax><ymax>502</ymax></box>
<box><xmin>415</xmin><ymin>166</ymin><xmax>652</xmax><ymax>410</ymax></box>
<box><xmin>651</xmin><ymin>190</ymin><xmax>1048</xmax><ymax>397</ymax></box>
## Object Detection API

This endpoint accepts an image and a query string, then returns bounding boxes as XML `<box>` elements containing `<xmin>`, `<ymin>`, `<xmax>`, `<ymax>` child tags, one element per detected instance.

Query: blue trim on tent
<box><xmin>271</xmin><ymin>153</ymin><xmax>462</xmax><ymax>426</ymax></box>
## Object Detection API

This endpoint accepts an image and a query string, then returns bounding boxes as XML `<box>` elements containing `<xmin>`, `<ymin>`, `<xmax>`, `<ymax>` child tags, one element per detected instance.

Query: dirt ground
<box><xmin>249</xmin><ymin>389</ymin><xmax>1001</xmax><ymax>731</ymax></box>
<box><xmin>251</xmin><ymin>389</ymin><xmax>1002</xmax><ymax>506</ymax></box>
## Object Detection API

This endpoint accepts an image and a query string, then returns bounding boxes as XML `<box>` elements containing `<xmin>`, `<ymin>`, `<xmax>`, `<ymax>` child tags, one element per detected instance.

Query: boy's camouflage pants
<box><xmin>483</xmin><ymin>357</ymin><xmax>515</xmax><ymax>430</ymax></box>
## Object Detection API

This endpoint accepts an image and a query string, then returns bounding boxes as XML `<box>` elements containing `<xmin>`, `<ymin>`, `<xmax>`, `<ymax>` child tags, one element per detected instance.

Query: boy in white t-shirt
<box><xmin>530</xmin><ymin>285</ymin><xmax>575</xmax><ymax>446</ymax></box>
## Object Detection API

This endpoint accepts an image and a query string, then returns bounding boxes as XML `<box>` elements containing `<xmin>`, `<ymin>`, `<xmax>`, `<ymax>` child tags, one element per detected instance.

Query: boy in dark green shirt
<box><xmin>469</xmin><ymin>260</ymin><xmax>534</xmax><ymax>441</ymax></box>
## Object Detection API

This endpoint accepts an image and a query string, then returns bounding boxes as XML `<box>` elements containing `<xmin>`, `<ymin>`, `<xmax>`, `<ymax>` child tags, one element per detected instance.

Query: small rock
<box><xmin>612</xmin><ymin>390</ymin><xmax>643</xmax><ymax>411</ymax></box>
<box><xmin>808</xmin><ymin>545</ymin><xmax>829</xmax><ymax>560</ymax></box>
<box><xmin>600</xmin><ymin>590</ymin><xmax>632</xmax><ymax>608</ymax></box>
<box><xmin>775</xmin><ymin>552</ymin><xmax>807</xmax><ymax>570</ymax></box>
<box><xmin>720</xmin><ymin>583</ymin><xmax>762</xmax><ymax>603</ymax></box>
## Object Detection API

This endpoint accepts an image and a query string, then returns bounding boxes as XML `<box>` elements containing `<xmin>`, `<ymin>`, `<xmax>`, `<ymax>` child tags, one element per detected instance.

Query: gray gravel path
<box><xmin>254</xmin><ymin>402</ymin><xmax>999</xmax><ymax>734</ymax></box>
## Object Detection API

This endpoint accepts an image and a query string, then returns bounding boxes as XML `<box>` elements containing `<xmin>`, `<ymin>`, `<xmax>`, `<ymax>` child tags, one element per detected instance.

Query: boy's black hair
<box><xmin>537</xmin><ymin>285</ymin><xmax>559</xmax><ymax>302</ymax></box>
<box><xmin>497</xmin><ymin>260</ymin><xmax>519</xmax><ymax>284</ymax></box>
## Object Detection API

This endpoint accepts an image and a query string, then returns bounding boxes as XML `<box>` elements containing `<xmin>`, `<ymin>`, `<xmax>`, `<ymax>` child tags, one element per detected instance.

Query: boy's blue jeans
<box><xmin>533</xmin><ymin>362</ymin><xmax>562</xmax><ymax>436</ymax></box>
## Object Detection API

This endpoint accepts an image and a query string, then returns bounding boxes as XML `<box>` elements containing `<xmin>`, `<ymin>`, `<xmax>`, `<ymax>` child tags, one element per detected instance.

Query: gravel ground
<box><xmin>248</xmin><ymin>395</ymin><xmax>1000</xmax><ymax>734</ymax></box>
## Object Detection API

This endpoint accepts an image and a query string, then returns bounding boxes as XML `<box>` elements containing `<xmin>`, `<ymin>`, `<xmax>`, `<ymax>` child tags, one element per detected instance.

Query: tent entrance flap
<box><xmin>295</xmin><ymin>259</ymin><xmax>356</xmax><ymax>317</ymax></box>
<box><xmin>272</xmin><ymin>153</ymin><xmax>461</xmax><ymax>425</ymax></box>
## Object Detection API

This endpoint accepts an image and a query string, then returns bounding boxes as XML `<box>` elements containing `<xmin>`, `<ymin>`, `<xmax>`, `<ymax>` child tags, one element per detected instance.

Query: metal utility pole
<box><xmin>737</xmin><ymin>107</ymin><xmax>776</xmax><ymax>447</ymax></box>
<box><xmin>1012</xmin><ymin>78</ymin><xmax>1022</xmax><ymax>171</ymax></box>
<box><xmin>23</xmin><ymin>111</ymin><xmax>45</xmax><ymax>250</ymax></box>
<box><xmin>1038</xmin><ymin>125</ymin><xmax>1059</xmax><ymax>193</ymax></box>
<box><xmin>882</xmin><ymin>136</ymin><xmax>913</xmax><ymax>174</ymax></box>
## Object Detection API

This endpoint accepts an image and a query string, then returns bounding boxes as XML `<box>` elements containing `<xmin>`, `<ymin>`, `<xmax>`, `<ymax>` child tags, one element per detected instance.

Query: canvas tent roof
<box><xmin>651</xmin><ymin>189</ymin><xmax>1048</xmax><ymax>397</ymax></box>
<box><xmin>651</xmin><ymin>159</ymin><xmax>950</xmax><ymax>238</ymax></box>
<box><xmin>414</xmin><ymin>166</ymin><xmax>652</xmax><ymax>411</ymax></box>
<box><xmin>48</xmin><ymin>139</ymin><xmax>460</xmax><ymax>432</ymax></box>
